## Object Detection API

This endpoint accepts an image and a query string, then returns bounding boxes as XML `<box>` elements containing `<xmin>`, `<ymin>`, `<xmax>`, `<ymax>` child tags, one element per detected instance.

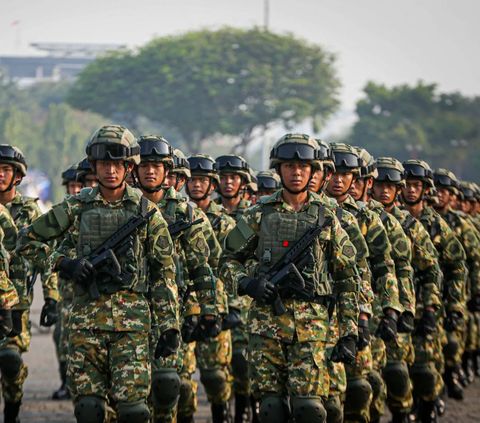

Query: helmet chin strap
<box><xmin>315</xmin><ymin>171</ymin><xmax>329</xmax><ymax>194</ymax></box>
<box><xmin>0</xmin><ymin>168</ymin><xmax>19</xmax><ymax>193</ymax></box>
<box><xmin>220</xmin><ymin>176</ymin><xmax>245</xmax><ymax>199</ymax></box>
<box><xmin>400</xmin><ymin>185</ymin><xmax>425</xmax><ymax>206</ymax></box>
<box><xmin>186</xmin><ymin>178</ymin><xmax>213</xmax><ymax>201</ymax></box>
<box><xmin>95</xmin><ymin>163</ymin><xmax>129</xmax><ymax>191</ymax></box>
<box><xmin>134</xmin><ymin>166</ymin><xmax>166</xmax><ymax>194</ymax></box>
<box><xmin>277</xmin><ymin>165</ymin><xmax>314</xmax><ymax>195</ymax></box>
<box><xmin>371</xmin><ymin>183</ymin><xmax>398</xmax><ymax>208</ymax></box>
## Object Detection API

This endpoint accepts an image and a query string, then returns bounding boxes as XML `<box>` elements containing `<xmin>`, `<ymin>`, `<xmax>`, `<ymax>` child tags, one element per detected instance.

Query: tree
<box><xmin>68</xmin><ymin>27</ymin><xmax>341</xmax><ymax>154</ymax></box>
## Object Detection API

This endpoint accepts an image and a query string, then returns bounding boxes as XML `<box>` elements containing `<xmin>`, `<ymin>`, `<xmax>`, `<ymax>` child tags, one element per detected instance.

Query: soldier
<box><xmin>401</xmin><ymin>160</ymin><xmax>467</xmax><ymax>415</ymax></box>
<box><xmin>219</xmin><ymin>133</ymin><xmax>360</xmax><ymax>423</ymax></box>
<box><xmin>326</xmin><ymin>143</ymin><xmax>402</xmax><ymax>423</ymax></box>
<box><xmin>256</xmin><ymin>171</ymin><xmax>282</xmax><ymax>199</ymax></box>
<box><xmin>244</xmin><ymin>169</ymin><xmax>258</xmax><ymax>203</ymax></box>
<box><xmin>76</xmin><ymin>157</ymin><xmax>99</xmax><ymax>188</ymax></box>
<box><xmin>161</xmin><ymin>147</ymin><xmax>230</xmax><ymax>423</ymax></box>
<box><xmin>0</xmin><ymin>144</ymin><xmax>59</xmax><ymax>422</ymax></box>
<box><xmin>62</xmin><ymin>164</ymin><xmax>82</xmax><ymax>195</ymax></box>
<box><xmin>372</xmin><ymin>157</ymin><xmax>444</xmax><ymax>423</ymax></box>
<box><xmin>16</xmin><ymin>125</ymin><xmax>180</xmax><ymax>423</ymax></box>
<box><xmin>0</xmin><ymin>205</ymin><xmax>19</xmax><ymax>316</ymax></box>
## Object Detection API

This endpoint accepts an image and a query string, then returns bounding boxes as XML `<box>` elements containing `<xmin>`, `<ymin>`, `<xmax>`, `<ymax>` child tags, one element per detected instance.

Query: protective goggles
<box><xmin>87</xmin><ymin>143</ymin><xmax>140</xmax><ymax>161</ymax></box>
<box><xmin>404</xmin><ymin>164</ymin><xmax>433</xmax><ymax>180</ymax></box>
<box><xmin>462</xmin><ymin>188</ymin><xmax>475</xmax><ymax>198</ymax></box>
<box><xmin>139</xmin><ymin>139</ymin><xmax>173</xmax><ymax>158</ymax></box>
<box><xmin>360</xmin><ymin>162</ymin><xmax>377</xmax><ymax>177</ymax></box>
<box><xmin>333</xmin><ymin>152</ymin><xmax>362</xmax><ymax>169</ymax></box>
<box><xmin>433</xmin><ymin>173</ymin><xmax>454</xmax><ymax>187</ymax></box>
<box><xmin>375</xmin><ymin>167</ymin><xmax>404</xmax><ymax>183</ymax></box>
<box><xmin>318</xmin><ymin>144</ymin><xmax>334</xmax><ymax>162</ymax></box>
<box><xmin>0</xmin><ymin>146</ymin><xmax>26</xmax><ymax>166</ymax></box>
<box><xmin>216</xmin><ymin>156</ymin><xmax>249</xmax><ymax>171</ymax></box>
<box><xmin>271</xmin><ymin>143</ymin><xmax>322</xmax><ymax>161</ymax></box>
<box><xmin>62</xmin><ymin>168</ymin><xmax>78</xmax><ymax>181</ymax></box>
<box><xmin>173</xmin><ymin>156</ymin><xmax>190</xmax><ymax>169</ymax></box>
<box><xmin>258</xmin><ymin>176</ymin><xmax>281</xmax><ymax>190</ymax></box>
<box><xmin>189</xmin><ymin>156</ymin><xmax>217</xmax><ymax>172</ymax></box>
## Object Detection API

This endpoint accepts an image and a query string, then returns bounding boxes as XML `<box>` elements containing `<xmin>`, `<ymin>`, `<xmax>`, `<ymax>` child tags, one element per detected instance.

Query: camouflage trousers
<box><xmin>370</xmin><ymin>337</ymin><xmax>387</xmax><ymax>421</ymax></box>
<box><xmin>465</xmin><ymin>311</ymin><xmax>478</xmax><ymax>353</ymax></box>
<box><xmin>67</xmin><ymin>329</ymin><xmax>150</xmax><ymax>410</ymax></box>
<box><xmin>231</xmin><ymin>326</ymin><xmax>250</xmax><ymax>396</ymax></box>
<box><xmin>247</xmin><ymin>334</ymin><xmax>329</xmax><ymax>400</ymax></box>
<box><xmin>326</xmin><ymin>345</ymin><xmax>347</xmax><ymax>422</ymax></box>
<box><xmin>196</xmin><ymin>329</ymin><xmax>233</xmax><ymax>404</ymax></box>
<box><xmin>53</xmin><ymin>299</ymin><xmax>73</xmax><ymax>363</ymax></box>
<box><xmin>0</xmin><ymin>308</ymin><xmax>31</xmax><ymax>403</ymax></box>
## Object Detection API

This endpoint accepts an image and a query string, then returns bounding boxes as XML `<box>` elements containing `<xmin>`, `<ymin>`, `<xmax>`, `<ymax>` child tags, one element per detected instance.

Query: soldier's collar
<box><xmin>85</xmin><ymin>184</ymin><xmax>142</xmax><ymax>205</ymax></box>
<box><xmin>11</xmin><ymin>192</ymin><xmax>23</xmax><ymax>204</ymax></box>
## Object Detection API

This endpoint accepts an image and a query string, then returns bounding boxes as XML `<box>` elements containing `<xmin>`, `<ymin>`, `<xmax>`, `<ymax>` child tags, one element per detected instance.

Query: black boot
<box><xmin>418</xmin><ymin>400</ymin><xmax>437</xmax><ymax>423</ymax></box>
<box><xmin>234</xmin><ymin>393</ymin><xmax>250</xmax><ymax>423</ymax></box>
<box><xmin>443</xmin><ymin>366</ymin><xmax>464</xmax><ymax>400</ymax></box>
<box><xmin>434</xmin><ymin>397</ymin><xmax>445</xmax><ymax>417</ymax></box>
<box><xmin>52</xmin><ymin>361</ymin><xmax>71</xmax><ymax>400</ymax></box>
<box><xmin>4</xmin><ymin>401</ymin><xmax>21</xmax><ymax>423</ymax></box>
<box><xmin>456</xmin><ymin>364</ymin><xmax>469</xmax><ymax>387</ymax></box>
<box><xmin>391</xmin><ymin>411</ymin><xmax>408</xmax><ymax>423</ymax></box>
<box><xmin>178</xmin><ymin>416</ymin><xmax>195</xmax><ymax>423</ymax></box>
<box><xmin>462</xmin><ymin>351</ymin><xmax>475</xmax><ymax>383</ymax></box>
<box><xmin>212</xmin><ymin>402</ymin><xmax>233</xmax><ymax>423</ymax></box>
<box><xmin>250</xmin><ymin>395</ymin><xmax>260</xmax><ymax>423</ymax></box>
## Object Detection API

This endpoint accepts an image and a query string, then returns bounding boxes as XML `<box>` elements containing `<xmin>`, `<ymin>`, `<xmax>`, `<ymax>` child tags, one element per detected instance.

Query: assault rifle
<box><xmin>168</xmin><ymin>218</ymin><xmax>204</xmax><ymax>238</ymax></box>
<box><xmin>84</xmin><ymin>208</ymin><xmax>157</xmax><ymax>299</ymax></box>
<box><xmin>263</xmin><ymin>216</ymin><xmax>333</xmax><ymax>316</ymax></box>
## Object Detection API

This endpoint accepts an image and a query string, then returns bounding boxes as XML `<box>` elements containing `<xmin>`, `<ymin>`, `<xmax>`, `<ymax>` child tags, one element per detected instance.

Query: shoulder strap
<box><xmin>140</xmin><ymin>196</ymin><xmax>148</xmax><ymax>217</ymax></box>
<box><xmin>335</xmin><ymin>207</ymin><xmax>344</xmax><ymax>223</ymax></box>
<box><xmin>186</xmin><ymin>202</ymin><xmax>194</xmax><ymax>222</ymax></box>
<box><xmin>317</xmin><ymin>203</ymin><xmax>326</xmax><ymax>226</ymax></box>
<box><xmin>379</xmin><ymin>210</ymin><xmax>389</xmax><ymax>224</ymax></box>
<box><xmin>9</xmin><ymin>203</ymin><xmax>23</xmax><ymax>222</ymax></box>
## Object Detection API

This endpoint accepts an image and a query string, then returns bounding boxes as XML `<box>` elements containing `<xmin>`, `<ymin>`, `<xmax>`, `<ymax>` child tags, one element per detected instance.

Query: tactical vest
<box><xmin>256</xmin><ymin>201</ymin><xmax>332</xmax><ymax>299</ymax></box>
<box><xmin>76</xmin><ymin>189</ymin><xmax>148</xmax><ymax>294</ymax></box>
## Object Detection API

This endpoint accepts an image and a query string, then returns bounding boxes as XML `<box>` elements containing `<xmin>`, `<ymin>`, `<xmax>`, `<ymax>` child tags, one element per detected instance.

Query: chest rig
<box><xmin>77</xmin><ymin>189</ymin><xmax>148</xmax><ymax>294</ymax></box>
<box><xmin>256</xmin><ymin>201</ymin><xmax>332</xmax><ymax>299</ymax></box>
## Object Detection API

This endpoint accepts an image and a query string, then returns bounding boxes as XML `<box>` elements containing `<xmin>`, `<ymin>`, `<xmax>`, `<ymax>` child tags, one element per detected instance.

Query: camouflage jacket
<box><xmin>366</xmin><ymin>199</ymin><xmax>415</xmax><ymax>316</ymax></box>
<box><xmin>16</xmin><ymin>184</ymin><xmax>179</xmax><ymax>334</ymax></box>
<box><xmin>5</xmin><ymin>192</ymin><xmax>58</xmax><ymax>308</ymax></box>
<box><xmin>417</xmin><ymin>206</ymin><xmax>467</xmax><ymax>314</ymax></box>
<box><xmin>215</xmin><ymin>197</ymin><xmax>252</xmax><ymax>222</ymax></box>
<box><xmin>219</xmin><ymin>189</ymin><xmax>359</xmax><ymax>343</ymax></box>
<box><xmin>339</xmin><ymin>195</ymin><xmax>402</xmax><ymax>315</ymax></box>
<box><xmin>0</xmin><ymin>205</ymin><xmax>19</xmax><ymax>308</ymax></box>
<box><xmin>158</xmin><ymin>187</ymin><xmax>218</xmax><ymax>315</ymax></box>
<box><xmin>391</xmin><ymin>206</ymin><xmax>442</xmax><ymax>312</ymax></box>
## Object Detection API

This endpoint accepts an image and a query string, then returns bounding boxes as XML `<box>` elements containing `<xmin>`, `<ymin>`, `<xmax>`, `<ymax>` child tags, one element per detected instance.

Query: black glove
<box><xmin>181</xmin><ymin>315</ymin><xmax>197</xmax><ymax>343</ymax></box>
<box><xmin>7</xmin><ymin>310</ymin><xmax>24</xmax><ymax>338</ymax></box>
<box><xmin>331</xmin><ymin>335</ymin><xmax>357</xmax><ymax>365</ymax></box>
<box><xmin>398</xmin><ymin>312</ymin><xmax>415</xmax><ymax>333</ymax></box>
<box><xmin>40</xmin><ymin>298</ymin><xmax>59</xmax><ymax>327</ymax></box>
<box><xmin>239</xmin><ymin>277</ymin><xmax>278</xmax><ymax>305</ymax></box>
<box><xmin>155</xmin><ymin>329</ymin><xmax>180</xmax><ymax>359</ymax></box>
<box><xmin>468</xmin><ymin>295</ymin><xmax>480</xmax><ymax>312</ymax></box>
<box><xmin>222</xmin><ymin>307</ymin><xmax>243</xmax><ymax>330</ymax></box>
<box><xmin>444</xmin><ymin>311</ymin><xmax>463</xmax><ymax>332</ymax></box>
<box><xmin>375</xmin><ymin>311</ymin><xmax>398</xmax><ymax>342</ymax></box>
<box><xmin>417</xmin><ymin>309</ymin><xmax>437</xmax><ymax>336</ymax></box>
<box><xmin>58</xmin><ymin>257</ymin><xmax>96</xmax><ymax>284</ymax></box>
<box><xmin>191</xmin><ymin>315</ymin><xmax>223</xmax><ymax>342</ymax></box>
<box><xmin>357</xmin><ymin>317</ymin><xmax>371</xmax><ymax>351</ymax></box>
<box><xmin>0</xmin><ymin>309</ymin><xmax>13</xmax><ymax>339</ymax></box>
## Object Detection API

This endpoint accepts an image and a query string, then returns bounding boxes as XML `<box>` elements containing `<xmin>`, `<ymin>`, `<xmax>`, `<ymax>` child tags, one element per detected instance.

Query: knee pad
<box><xmin>151</xmin><ymin>368</ymin><xmax>181</xmax><ymax>409</ymax></box>
<box><xmin>74</xmin><ymin>395</ymin><xmax>106</xmax><ymax>423</ymax></box>
<box><xmin>345</xmin><ymin>376</ymin><xmax>373</xmax><ymax>413</ymax></box>
<box><xmin>117</xmin><ymin>400</ymin><xmax>150</xmax><ymax>423</ymax></box>
<box><xmin>179</xmin><ymin>375</ymin><xmax>194</xmax><ymax>404</ymax></box>
<box><xmin>259</xmin><ymin>394</ymin><xmax>290</xmax><ymax>423</ymax></box>
<box><xmin>200</xmin><ymin>367</ymin><xmax>227</xmax><ymax>397</ymax></box>
<box><xmin>324</xmin><ymin>396</ymin><xmax>343</xmax><ymax>423</ymax></box>
<box><xmin>368</xmin><ymin>370</ymin><xmax>383</xmax><ymax>402</ymax></box>
<box><xmin>443</xmin><ymin>333</ymin><xmax>460</xmax><ymax>360</ymax></box>
<box><xmin>410</xmin><ymin>363</ymin><xmax>437</xmax><ymax>398</ymax></box>
<box><xmin>231</xmin><ymin>348</ymin><xmax>248</xmax><ymax>379</ymax></box>
<box><xmin>382</xmin><ymin>361</ymin><xmax>410</xmax><ymax>398</ymax></box>
<box><xmin>291</xmin><ymin>396</ymin><xmax>326</xmax><ymax>423</ymax></box>
<box><xmin>0</xmin><ymin>348</ymin><xmax>23</xmax><ymax>381</ymax></box>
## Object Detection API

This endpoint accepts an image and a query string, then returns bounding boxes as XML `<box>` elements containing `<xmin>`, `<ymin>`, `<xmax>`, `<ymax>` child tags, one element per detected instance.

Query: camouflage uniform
<box><xmin>0</xmin><ymin>205</ymin><xmax>19</xmax><ymax>308</ymax></box>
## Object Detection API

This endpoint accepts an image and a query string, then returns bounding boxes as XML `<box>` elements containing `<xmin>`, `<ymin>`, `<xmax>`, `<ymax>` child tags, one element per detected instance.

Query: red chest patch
<box><xmin>283</xmin><ymin>241</ymin><xmax>289</xmax><ymax>247</ymax></box>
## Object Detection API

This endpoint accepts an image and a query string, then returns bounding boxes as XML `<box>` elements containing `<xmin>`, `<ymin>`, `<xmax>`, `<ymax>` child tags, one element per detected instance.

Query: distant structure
<box><xmin>0</xmin><ymin>42</ymin><xmax>126</xmax><ymax>86</ymax></box>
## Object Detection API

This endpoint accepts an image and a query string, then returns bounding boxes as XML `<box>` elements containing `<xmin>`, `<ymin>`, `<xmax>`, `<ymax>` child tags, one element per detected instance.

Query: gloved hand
<box><xmin>331</xmin><ymin>335</ymin><xmax>357</xmax><ymax>364</ymax></box>
<box><xmin>239</xmin><ymin>277</ymin><xmax>278</xmax><ymax>305</ymax></box>
<box><xmin>181</xmin><ymin>315</ymin><xmax>197</xmax><ymax>343</ymax></box>
<box><xmin>468</xmin><ymin>294</ymin><xmax>480</xmax><ymax>312</ymax></box>
<box><xmin>0</xmin><ymin>309</ymin><xmax>13</xmax><ymax>339</ymax></box>
<box><xmin>222</xmin><ymin>307</ymin><xmax>243</xmax><ymax>330</ymax></box>
<box><xmin>398</xmin><ymin>312</ymin><xmax>415</xmax><ymax>333</ymax></box>
<box><xmin>155</xmin><ymin>329</ymin><xmax>180</xmax><ymax>359</ymax></box>
<box><xmin>58</xmin><ymin>257</ymin><xmax>96</xmax><ymax>284</ymax></box>
<box><xmin>7</xmin><ymin>310</ymin><xmax>24</xmax><ymax>338</ymax></box>
<box><xmin>417</xmin><ymin>309</ymin><xmax>437</xmax><ymax>335</ymax></box>
<box><xmin>191</xmin><ymin>315</ymin><xmax>222</xmax><ymax>342</ymax></box>
<box><xmin>357</xmin><ymin>317</ymin><xmax>371</xmax><ymax>351</ymax></box>
<box><xmin>444</xmin><ymin>311</ymin><xmax>463</xmax><ymax>332</ymax></box>
<box><xmin>375</xmin><ymin>311</ymin><xmax>398</xmax><ymax>342</ymax></box>
<box><xmin>40</xmin><ymin>298</ymin><xmax>59</xmax><ymax>327</ymax></box>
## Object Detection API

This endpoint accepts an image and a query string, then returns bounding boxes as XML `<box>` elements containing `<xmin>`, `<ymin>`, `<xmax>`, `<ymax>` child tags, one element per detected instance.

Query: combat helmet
<box><xmin>0</xmin><ymin>144</ymin><xmax>27</xmax><ymax>191</ymax></box>
<box><xmin>316</xmin><ymin>139</ymin><xmax>336</xmax><ymax>172</ymax></box>
<box><xmin>374</xmin><ymin>157</ymin><xmax>406</xmax><ymax>187</ymax></box>
<box><xmin>215</xmin><ymin>154</ymin><xmax>250</xmax><ymax>180</ymax></box>
<box><xmin>86</xmin><ymin>125</ymin><xmax>140</xmax><ymax>165</ymax></box>
<box><xmin>187</xmin><ymin>154</ymin><xmax>220</xmax><ymax>201</ymax></box>
<box><xmin>62</xmin><ymin>164</ymin><xmax>80</xmax><ymax>186</ymax></box>
<box><xmin>460</xmin><ymin>181</ymin><xmax>477</xmax><ymax>202</ymax></box>
<box><xmin>270</xmin><ymin>133</ymin><xmax>323</xmax><ymax>170</ymax></box>
<box><xmin>170</xmin><ymin>149</ymin><xmax>191</xmax><ymax>178</ymax></box>
<box><xmin>433</xmin><ymin>168</ymin><xmax>459</xmax><ymax>194</ymax></box>
<box><xmin>256</xmin><ymin>170</ymin><xmax>282</xmax><ymax>193</ymax></box>
<box><xmin>424</xmin><ymin>185</ymin><xmax>440</xmax><ymax>206</ymax></box>
<box><xmin>76</xmin><ymin>157</ymin><xmax>95</xmax><ymax>182</ymax></box>
<box><xmin>329</xmin><ymin>143</ymin><xmax>362</xmax><ymax>174</ymax></box>
<box><xmin>354</xmin><ymin>146</ymin><xmax>378</xmax><ymax>179</ymax></box>
<box><xmin>402</xmin><ymin>159</ymin><xmax>434</xmax><ymax>188</ymax></box>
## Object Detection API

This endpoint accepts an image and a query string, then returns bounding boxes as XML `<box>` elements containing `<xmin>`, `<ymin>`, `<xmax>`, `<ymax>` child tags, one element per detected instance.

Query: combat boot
<box><xmin>177</xmin><ymin>416</ymin><xmax>194</xmax><ymax>423</ymax></box>
<box><xmin>52</xmin><ymin>361</ymin><xmax>71</xmax><ymax>400</ymax></box>
<box><xmin>250</xmin><ymin>395</ymin><xmax>260</xmax><ymax>423</ymax></box>
<box><xmin>211</xmin><ymin>402</ymin><xmax>233</xmax><ymax>423</ymax></box>
<box><xmin>234</xmin><ymin>393</ymin><xmax>250</xmax><ymax>423</ymax></box>
<box><xmin>462</xmin><ymin>351</ymin><xmax>475</xmax><ymax>383</ymax></box>
<box><xmin>4</xmin><ymin>401</ymin><xmax>21</xmax><ymax>423</ymax></box>
<box><xmin>456</xmin><ymin>364</ymin><xmax>469</xmax><ymax>387</ymax></box>
<box><xmin>434</xmin><ymin>396</ymin><xmax>445</xmax><ymax>417</ymax></box>
<box><xmin>391</xmin><ymin>411</ymin><xmax>408</xmax><ymax>423</ymax></box>
<box><xmin>443</xmin><ymin>366</ymin><xmax>464</xmax><ymax>400</ymax></box>
<box><xmin>418</xmin><ymin>400</ymin><xmax>438</xmax><ymax>423</ymax></box>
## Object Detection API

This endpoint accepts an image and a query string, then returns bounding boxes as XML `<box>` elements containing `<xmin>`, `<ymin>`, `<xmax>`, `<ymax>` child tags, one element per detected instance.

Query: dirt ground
<box><xmin>3</xmin><ymin>287</ymin><xmax>479</xmax><ymax>422</ymax></box>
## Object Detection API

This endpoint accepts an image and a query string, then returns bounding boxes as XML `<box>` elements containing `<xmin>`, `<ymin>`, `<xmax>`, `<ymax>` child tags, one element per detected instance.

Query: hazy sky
<box><xmin>1</xmin><ymin>0</ymin><xmax>479</xmax><ymax>111</ymax></box>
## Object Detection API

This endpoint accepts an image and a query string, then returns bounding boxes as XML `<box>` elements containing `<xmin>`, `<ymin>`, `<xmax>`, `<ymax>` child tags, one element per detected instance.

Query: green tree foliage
<box><xmin>68</xmin><ymin>27</ymin><xmax>341</xmax><ymax>154</ymax></box>
<box><xmin>350</xmin><ymin>81</ymin><xmax>480</xmax><ymax>180</ymax></box>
